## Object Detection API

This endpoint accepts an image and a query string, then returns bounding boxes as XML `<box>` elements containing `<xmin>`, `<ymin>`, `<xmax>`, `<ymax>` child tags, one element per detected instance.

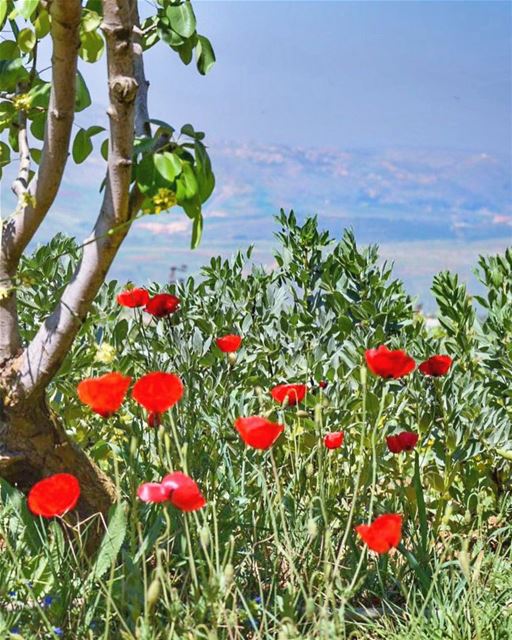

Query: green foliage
<box><xmin>153</xmin><ymin>0</ymin><xmax>216</xmax><ymax>75</ymax></box>
<box><xmin>133</xmin><ymin>122</ymin><xmax>214</xmax><ymax>248</ymax></box>
<box><xmin>0</xmin><ymin>0</ymin><xmax>215</xmax><ymax>252</ymax></box>
<box><xmin>4</xmin><ymin>214</ymin><xmax>511</xmax><ymax>637</ymax></box>
<box><xmin>92</xmin><ymin>502</ymin><xmax>128</xmax><ymax>580</ymax></box>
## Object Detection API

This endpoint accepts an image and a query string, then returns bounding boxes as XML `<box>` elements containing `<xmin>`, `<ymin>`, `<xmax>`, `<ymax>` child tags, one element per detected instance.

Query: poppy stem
<box><xmin>330</xmin><ymin>366</ymin><xmax>369</xmax><ymax>589</ymax></box>
<box><xmin>345</xmin><ymin>385</ymin><xmax>387</xmax><ymax>598</ymax></box>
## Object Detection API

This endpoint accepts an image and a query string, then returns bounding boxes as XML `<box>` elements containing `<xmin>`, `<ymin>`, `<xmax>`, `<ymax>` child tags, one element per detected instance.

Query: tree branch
<box><xmin>11</xmin><ymin>84</ymin><xmax>31</xmax><ymax>198</ymax></box>
<box><xmin>0</xmin><ymin>0</ymin><xmax>81</xmax><ymax>362</ymax></box>
<box><xmin>132</xmin><ymin>3</ymin><xmax>151</xmax><ymax>137</ymax></box>
<box><xmin>14</xmin><ymin>0</ymin><xmax>144</xmax><ymax>398</ymax></box>
<box><xmin>1</xmin><ymin>0</ymin><xmax>81</xmax><ymax>267</ymax></box>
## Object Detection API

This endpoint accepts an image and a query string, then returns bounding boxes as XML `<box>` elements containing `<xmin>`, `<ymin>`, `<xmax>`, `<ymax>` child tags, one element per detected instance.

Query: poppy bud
<box><xmin>223</xmin><ymin>563</ymin><xmax>234</xmax><ymax>587</ymax></box>
<box><xmin>306</xmin><ymin>463</ymin><xmax>315</xmax><ymax>477</ymax></box>
<box><xmin>458</xmin><ymin>544</ymin><xmax>471</xmax><ymax>580</ymax></box>
<box><xmin>296</xmin><ymin>410</ymin><xmax>310</xmax><ymax>418</ymax></box>
<box><xmin>146</xmin><ymin>577</ymin><xmax>161</xmax><ymax>611</ymax></box>
<box><xmin>200</xmin><ymin>526</ymin><xmax>210</xmax><ymax>548</ymax></box>
<box><xmin>305</xmin><ymin>597</ymin><xmax>315</xmax><ymax>619</ymax></box>
<box><xmin>227</xmin><ymin>352</ymin><xmax>237</xmax><ymax>366</ymax></box>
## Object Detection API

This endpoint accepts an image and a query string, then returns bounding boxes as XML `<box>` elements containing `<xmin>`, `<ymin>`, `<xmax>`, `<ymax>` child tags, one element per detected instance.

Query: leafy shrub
<box><xmin>2</xmin><ymin>212</ymin><xmax>510</xmax><ymax>638</ymax></box>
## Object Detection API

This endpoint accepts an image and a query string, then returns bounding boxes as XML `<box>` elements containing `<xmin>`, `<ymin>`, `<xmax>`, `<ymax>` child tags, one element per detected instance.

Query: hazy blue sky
<box><xmin>79</xmin><ymin>0</ymin><xmax>512</xmax><ymax>154</ymax></box>
<box><xmin>133</xmin><ymin>0</ymin><xmax>511</xmax><ymax>154</ymax></box>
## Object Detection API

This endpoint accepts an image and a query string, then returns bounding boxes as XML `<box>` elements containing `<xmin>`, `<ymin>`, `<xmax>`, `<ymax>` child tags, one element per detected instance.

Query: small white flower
<box><xmin>95</xmin><ymin>342</ymin><xmax>116</xmax><ymax>364</ymax></box>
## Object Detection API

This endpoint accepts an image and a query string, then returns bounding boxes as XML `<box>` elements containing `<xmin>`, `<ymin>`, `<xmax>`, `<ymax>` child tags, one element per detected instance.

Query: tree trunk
<box><xmin>0</xmin><ymin>388</ymin><xmax>116</xmax><ymax>521</ymax></box>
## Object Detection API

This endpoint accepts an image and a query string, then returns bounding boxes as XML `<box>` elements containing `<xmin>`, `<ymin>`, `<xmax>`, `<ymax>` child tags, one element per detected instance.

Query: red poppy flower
<box><xmin>386</xmin><ymin>431</ymin><xmax>419</xmax><ymax>454</ymax></box>
<box><xmin>234</xmin><ymin>416</ymin><xmax>284</xmax><ymax>449</ymax></box>
<box><xmin>145</xmin><ymin>293</ymin><xmax>180</xmax><ymax>318</ymax></box>
<box><xmin>162</xmin><ymin>472</ymin><xmax>207</xmax><ymax>512</ymax></box>
<box><xmin>324</xmin><ymin>431</ymin><xmax>344</xmax><ymax>449</ymax></box>
<box><xmin>270</xmin><ymin>383</ymin><xmax>307</xmax><ymax>406</ymax></box>
<box><xmin>116</xmin><ymin>287</ymin><xmax>150</xmax><ymax>308</ymax></box>
<box><xmin>318</xmin><ymin>380</ymin><xmax>328</xmax><ymax>389</ymax></box>
<box><xmin>137</xmin><ymin>472</ymin><xmax>206</xmax><ymax>512</ymax></box>
<box><xmin>28</xmin><ymin>474</ymin><xmax>81</xmax><ymax>518</ymax></box>
<box><xmin>419</xmin><ymin>355</ymin><xmax>453</xmax><ymax>377</ymax></box>
<box><xmin>386</xmin><ymin>434</ymin><xmax>403</xmax><ymax>454</ymax></box>
<box><xmin>355</xmin><ymin>514</ymin><xmax>403</xmax><ymax>554</ymax></box>
<box><xmin>77</xmin><ymin>371</ymin><xmax>132</xmax><ymax>417</ymax></box>
<box><xmin>132</xmin><ymin>372</ymin><xmax>184</xmax><ymax>413</ymax></box>
<box><xmin>137</xmin><ymin>482</ymin><xmax>169</xmax><ymax>503</ymax></box>
<box><xmin>147</xmin><ymin>412</ymin><xmax>162</xmax><ymax>428</ymax></box>
<box><xmin>215</xmin><ymin>334</ymin><xmax>242</xmax><ymax>353</ymax></box>
<box><xmin>365</xmin><ymin>346</ymin><xmax>415</xmax><ymax>379</ymax></box>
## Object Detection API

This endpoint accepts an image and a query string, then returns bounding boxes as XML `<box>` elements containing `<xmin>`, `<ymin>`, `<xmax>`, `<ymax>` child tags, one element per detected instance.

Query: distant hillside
<box><xmin>2</xmin><ymin>142</ymin><xmax>510</xmax><ymax>311</ymax></box>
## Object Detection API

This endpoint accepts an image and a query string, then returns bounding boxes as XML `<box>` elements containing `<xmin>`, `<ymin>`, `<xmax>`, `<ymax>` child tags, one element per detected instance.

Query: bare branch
<box><xmin>11</xmin><ymin>86</ymin><xmax>31</xmax><ymax>198</ymax></box>
<box><xmin>15</xmin><ymin>0</ymin><xmax>143</xmax><ymax>397</ymax></box>
<box><xmin>132</xmin><ymin>2</ymin><xmax>151</xmax><ymax>137</ymax></box>
<box><xmin>1</xmin><ymin>0</ymin><xmax>81</xmax><ymax>267</ymax></box>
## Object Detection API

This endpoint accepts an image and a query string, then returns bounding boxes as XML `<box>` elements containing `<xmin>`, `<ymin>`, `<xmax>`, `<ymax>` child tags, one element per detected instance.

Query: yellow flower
<box><xmin>95</xmin><ymin>342</ymin><xmax>116</xmax><ymax>364</ymax></box>
<box><xmin>20</xmin><ymin>191</ymin><xmax>36</xmax><ymax>208</ymax></box>
<box><xmin>143</xmin><ymin>188</ymin><xmax>177</xmax><ymax>214</ymax></box>
<box><xmin>13</xmin><ymin>93</ymin><xmax>32</xmax><ymax>112</ymax></box>
<box><xmin>0</xmin><ymin>286</ymin><xmax>12</xmax><ymax>301</ymax></box>
<box><xmin>119</xmin><ymin>412</ymin><xmax>132</xmax><ymax>425</ymax></box>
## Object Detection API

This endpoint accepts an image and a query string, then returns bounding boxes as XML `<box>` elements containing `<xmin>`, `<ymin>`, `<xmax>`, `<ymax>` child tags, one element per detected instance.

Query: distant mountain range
<box><xmin>4</xmin><ymin>141</ymin><xmax>511</xmax><ymax>312</ymax></box>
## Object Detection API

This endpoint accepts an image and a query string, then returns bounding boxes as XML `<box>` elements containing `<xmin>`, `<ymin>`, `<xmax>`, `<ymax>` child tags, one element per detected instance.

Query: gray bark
<box><xmin>0</xmin><ymin>0</ymin><xmax>81</xmax><ymax>362</ymax></box>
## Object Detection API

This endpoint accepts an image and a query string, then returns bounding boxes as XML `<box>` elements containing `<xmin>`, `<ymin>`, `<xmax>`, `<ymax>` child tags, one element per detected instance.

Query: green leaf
<box><xmin>27</xmin><ymin>81</ymin><xmax>51</xmax><ymax>108</ymax></box>
<box><xmin>166</xmin><ymin>2</ymin><xmax>196</xmax><ymax>38</ymax></box>
<box><xmin>0</xmin><ymin>0</ymin><xmax>7</xmax><ymax>29</ymax></box>
<box><xmin>158</xmin><ymin>25</ymin><xmax>185</xmax><ymax>48</ymax></box>
<box><xmin>153</xmin><ymin>151</ymin><xmax>182</xmax><ymax>182</ymax></box>
<box><xmin>79</xmin><ymin>29</ymin><xmax>105</xmax><ymax>63</ymax></box>
<box><xmin>17</xmin><ymin>0</ymin><xmax>38</xmax><ymax>20</ymax></box>
<box><xmin>91</xmin><ymin>502</ymin><xmax>127</xmax><ymax>580</ymax></box>
<box><xmin>86</xmin><ymin>125</ymin><xmax>105</xmax><ymax>137</ymax></box>
<box><xmin>194</xmin><ymin>142</ymin><xmax>215</xmax><ymax>202</ymax></box>
<box><xmin>136</xmin><ymin>153</ymin><xmax>155</xmax><ymax>194</ymax></box>
<box><xmin>196</xmin><ymin>35</ymin><xmax>215</xmax><ymax>76</ymax></box>
<box><xmin>181</xmin><ymin>194</ymin><xmax>201</xmax><ymax>219</ymax></box>
<box><xmin>75</xmin><ymin>71</ymin><xmax>92</xmax><ymax>112</ymax></box>
<box><xmin>191</xmin><ymin>211</ymin><xmax>203</xmax><ymax>249</ymax></box>
<box><xmin>149</xmin><ymin>118</ymin><xmax>175</xmax><ymax>136</ymax></box>
<box><xmin>30</xmin><ymin>113</ymin><xmax>46</xmax><ymax>140</ymax></box>
<box><xmin>100</xmin><ymin>138</ymin><xmax>109</xmax><ymax>160</ymax></box>
<box><xmin>178</xmin><ymin>36</ymin><xmax>195</xmax><ymax>65</ymax></box>
<box><xmin>29</xmin><ymin>146</ymin><xmax>41</xmax><ymax>163</ymax></box>
<box><xmin>176</xmin><ymin>162</ymin><xmax>198</xmax><ymax>200</ymax></box>
<box><xmin>0</xmin><ymin>140</ymin><xmax>10</xmax><ymax>166</ymax></box>
<box><xmin>34</xmin><ymin>9</ymin><xmax>50</xmax><ymax>38</ymax></box>
<box><xmin>0</xmin><ymin>40</ymin><xmax>19</xmax><ymax>60</ymax></box>
<box><xmin>181</xmin><ymin>123</ymin><xmax>196</xmax><ymax>138</ymax></box>
<box><xmin>18</xmin><ymin>28</ymin><xmax>36</xmax><ymax>53</ymax></box>
<box><xmin>0</xmin><ymin>58</ymin><xmax>29</xmax><ymax>91</ymax></box>
<box><xmin>72</xmin><ymin>128</ymin><xmax>93</xmax><ymax>164</ymax></box>
<box><xmin>81</xmin><ymin>9</ymin><xmax>102</xmax><ymax>33</ymax></box>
